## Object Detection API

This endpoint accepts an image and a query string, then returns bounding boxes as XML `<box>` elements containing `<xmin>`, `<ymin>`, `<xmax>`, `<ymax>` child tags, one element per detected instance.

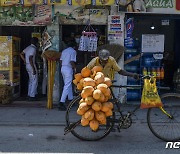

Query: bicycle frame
<box><xmin>64</xmin><ymin>76</ymin><xmax>180</xmax><ymax>141</ymax></box>
<box><xmin>108</xmin><ymin>85</ymin><xmax>141</xmax><ymax>128</ymax></box>
<box><xmin>109</xmin><ymin>75</ymin><xmax>174</xmax><ymax>128</ymax></box>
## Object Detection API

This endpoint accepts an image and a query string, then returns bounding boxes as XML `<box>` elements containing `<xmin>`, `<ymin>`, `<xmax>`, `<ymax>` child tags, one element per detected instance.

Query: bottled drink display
<box><xmin>160</xmin><ymin>67</ymin><xmax>164</xmax><ymax>79</ymax></box>
<box><xmin>143</xmin><ymin>67</ymin><xmax>147</xmax><ymax>76</ymax></box>
<box><xmin>142</xmin><ymin>67</ymin><xmax>164</xmax><ymax>80</ymax></box>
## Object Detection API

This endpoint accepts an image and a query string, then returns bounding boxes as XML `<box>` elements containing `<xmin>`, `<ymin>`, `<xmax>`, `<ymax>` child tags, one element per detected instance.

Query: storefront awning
<box><xmin>0</xmin><ymin>0</ymin><xmax>115</xmax><ymax>6</ymax></box>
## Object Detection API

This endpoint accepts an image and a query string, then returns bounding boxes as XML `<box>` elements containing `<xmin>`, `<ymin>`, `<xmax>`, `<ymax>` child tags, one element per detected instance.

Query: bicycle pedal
<box><xmin>64</xmin><ymin>126</ymin><xmax>70</xmax><ymax>135</ymax></box>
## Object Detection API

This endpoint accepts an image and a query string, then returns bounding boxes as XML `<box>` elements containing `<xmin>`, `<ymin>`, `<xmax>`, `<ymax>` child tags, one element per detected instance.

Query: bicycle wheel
<box><xmin>147</xmin><ymin>93</ymin><xmax>180</xmax><ymax>141</ymax></box>
<box><xmin>65</xmin><ymin>95</ymin><xmax>115</xmax><ymax>141</ymax></box>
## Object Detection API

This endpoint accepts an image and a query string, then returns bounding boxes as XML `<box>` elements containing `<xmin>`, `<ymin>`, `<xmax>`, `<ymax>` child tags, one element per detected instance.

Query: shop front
<box><xmin>0</xmin><ymin>1</ymin><xmax>112</xmax><ymax>106</ymax></box>
<box><xmin>121</xmin><ymin>0</ymin><xmax>180</xmax><ymax>102</ymax></box>
<box><xmin>0</xmin><ymin>0</ymin><xmax>180</xmax><ymax>107</ymax></box>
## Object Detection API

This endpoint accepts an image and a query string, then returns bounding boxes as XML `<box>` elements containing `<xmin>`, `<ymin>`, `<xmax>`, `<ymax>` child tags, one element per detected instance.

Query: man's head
<box><xmin>65</xmin><ymin>39</ymin><xmax>77</xmax><ymax>49</ymax></box>
<box><xmin>31</xmin><ymin>37</ymin><xmax>39</xmax><ymax>47</ymax></box>
<box><xmin>98</xmin><ymin>49</ymin><xmax>110</xmax><ymax>62</ymax></box>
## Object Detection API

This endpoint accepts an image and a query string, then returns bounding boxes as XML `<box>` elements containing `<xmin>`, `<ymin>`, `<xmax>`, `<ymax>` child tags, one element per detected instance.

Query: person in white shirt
<box><xmin>20</xmin><ymin>37</ymin><xmax>39</xmax><ymax>101</ymax></box>
<box><xmin>58</xmin><ymin>41</ymin><xmax>77</xmax><ymax>111</ymax></box>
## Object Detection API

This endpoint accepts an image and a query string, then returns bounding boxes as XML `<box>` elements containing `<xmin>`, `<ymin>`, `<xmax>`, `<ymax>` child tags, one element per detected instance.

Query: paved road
<box><xmin>0</xmin><ymin>123</ymin><xmax>178</xmax><ymax>154</ymax></box>
<box><xmin>0</xmin><ymin>99</ymin><xmax>180</xmax><ymax>153</ymax></box>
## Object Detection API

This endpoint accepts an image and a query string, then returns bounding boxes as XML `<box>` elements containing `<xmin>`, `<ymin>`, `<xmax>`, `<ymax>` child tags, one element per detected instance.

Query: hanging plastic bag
<box><xmin>140</xmin><ymin>77</ymin><xmax>163</xmax><ymax>109</ymax></box>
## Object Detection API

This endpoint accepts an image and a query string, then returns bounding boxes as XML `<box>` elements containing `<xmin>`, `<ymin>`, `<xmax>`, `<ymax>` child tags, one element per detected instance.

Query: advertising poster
<box><xmin>55</xmin><ymin>5</ymin><xmax>108</xmax><ymax>25</ymax></box>
<box><xmin>0</xmin><ymin>5</ymin><xmax>52</xmax><ymax>26</ymax></box>
<box><xmin>13</xmin><ymin>6</ymin><xmax>34</xmax><ymax>25</ymax></box>
<box><xmin>33</xmin><ymin>5</ymin><xmax>52</xmax><ymax>25</ymax></box>
<box><xmin>0</xmin><ymin>6</ymin><xmax>34</xmax><ymax>26</ymax></box>
<box><xmin>108</xmin><ymin>15</ymin><xmax>123</xmax><ymax>40</ymax></box>
<box><xmin>0</xmin><ymin>6</ymin><xmax>15</xmax><ymax>25</ymax></box>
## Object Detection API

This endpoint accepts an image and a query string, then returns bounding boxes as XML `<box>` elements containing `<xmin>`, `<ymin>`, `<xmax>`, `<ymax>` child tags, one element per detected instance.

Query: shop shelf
<box><xmin>0</xmin><ymin>36</ymin><xmax>20</xmax><ymax>98</ymax></box>
<box><xmin>0</xmin><ymin>68</ymin><xmax>10</xmax><ymax>71</ymax></box>
<box><xmin>124</xmin><ymin>42</ymin><xmax>141</xmax><ymax>102</ymax></box>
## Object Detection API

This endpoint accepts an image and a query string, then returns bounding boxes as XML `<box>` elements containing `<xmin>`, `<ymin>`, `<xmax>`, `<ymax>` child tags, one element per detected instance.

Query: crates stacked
<box><xmin>0</xmin><ymin>85</ymin><xmax>12</xmax><ymax>104</ymax></box>
<box><xmin>0</xmin><ymin>36</ymin><xmax>20</xmax><ymax>98</ymax></box>
<box><xmin>124</xmin><ymin>39</ymin><xmax>141</xmax><ymax>102</ymax></box>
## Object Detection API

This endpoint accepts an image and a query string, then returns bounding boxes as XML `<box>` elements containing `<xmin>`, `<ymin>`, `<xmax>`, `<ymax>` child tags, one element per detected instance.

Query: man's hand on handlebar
<box><xmin>133</xmin><ymin>73</ymin><xmax>140</xmax><ymax>80</ymax></box>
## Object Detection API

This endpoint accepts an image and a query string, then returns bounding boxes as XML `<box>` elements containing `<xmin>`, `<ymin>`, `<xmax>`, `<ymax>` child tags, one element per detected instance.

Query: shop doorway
<box><xmin>59</xmin><ymin>24</ymin><xmax>107</xmax><ymax>96</ymax></box>
<box><xmin>125</xmin><ymin>14</ymin><xmax>179</xmax><ymax>88</ymax></box>
<box><xmin>1</xmin><ymin>26</ymin><xmax>46</xmax><ymax>97</ymax></box>
<box><xmin>61</xmin><ymin>24</ymin><xmax>107</xmax><ymax>72</ymax></box>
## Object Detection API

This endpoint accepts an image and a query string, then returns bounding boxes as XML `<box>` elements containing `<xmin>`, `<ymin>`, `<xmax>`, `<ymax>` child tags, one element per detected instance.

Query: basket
<box><xmin>0</xmin><ymin>85</ymin><xmax>12</xmax><ymax>104</ymax></box>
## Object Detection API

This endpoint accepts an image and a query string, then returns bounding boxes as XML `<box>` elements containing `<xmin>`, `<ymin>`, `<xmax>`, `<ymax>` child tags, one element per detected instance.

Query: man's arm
<box><xmin>70</xmin><ymin>61</ymin><xmax>76</xmax><ymax>73</ymax></box>
<box><xmin>86</xmin><ymin>57</ymin><xmax>97</xmax><ymax>69</ymax></box>
<box><xmin>29</xmin><ymin>56</ymin><xmax>36</xmax><ymax>75</ymax></box>
<box><xmin>20</xmin><ymin>52</ymin><xmax>26</xmax><ymax>64</ymax></box>
<box><xmin>118</xmin><ymin>69</ymin><xmax>139</xmax><ymax>79</ymax></box>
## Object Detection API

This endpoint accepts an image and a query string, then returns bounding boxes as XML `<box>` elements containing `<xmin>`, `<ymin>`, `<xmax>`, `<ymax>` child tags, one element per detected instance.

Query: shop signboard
<box><xmin>55</xmin><ymin>5</ymin><xmax>108</xmax><ymax>25</ymax></box>
<box><xmin>176</xmin><ymin>0</ymin><xmax>180</xmax><ymax>10</ymax></box>
<box><xmin>33</xmin><ymin>5</ymin><xmax>52</xmax><ymax>25</ymax></box>
<box><xmin>108</xmin><ymin>15</ymin><xmax>123</xmax><ymax>40</ymax></box>
<box><xmin>0</xmin><ymin>0</ymin><xmax>20</xmax><ymax>6</ymax></box>
<box><xmin>118</xmin><ymin>0</ymin><xmax>180</xmax><ymax>14</ymax></box>
<box><xmin>0</xmin><ymin>6</ymin><xmax>34</xmax><ymax>26</ymax></box>
<box><xmin>95</xmin><ymin>0</ymin><xmax>115</xmax><ymax>5</ymax></box>
<box><xmin>72</xmin><ymin>0</ymin><xmax>91</xmax><ymax>6</ymax></box>
<box><xmin>0</xmin><ymin>5</ymin><xmax>52</xmax><ymax>26</ymax></box>
<box><xmin>23</xmin><ymin>0</ymin><xmax>44</xmax><ymax>6</ymax></box>
<box><xmin>13</xmin><ymin>6</ymin><xmax>34</xmax><ymax>25</ymax></box>
<box><xmin>48</xmin><ymin>0</ymin><xmax>66</xmax><ymax>5</ymax></box>
<box><xmin>0</xmin><ymin>6</ymin><xmax>15</xmax><ymax>25</ymax></box>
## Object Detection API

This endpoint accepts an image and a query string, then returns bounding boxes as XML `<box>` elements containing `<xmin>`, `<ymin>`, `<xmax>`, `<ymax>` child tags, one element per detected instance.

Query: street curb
<box><xmin>0</xmin><ymin>122</ymin><xmax>66</xmax><ymax>126</ymax></box>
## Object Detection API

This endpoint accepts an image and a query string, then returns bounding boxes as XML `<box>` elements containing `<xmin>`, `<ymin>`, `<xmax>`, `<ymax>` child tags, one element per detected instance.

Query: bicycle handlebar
<box><xmin>111</xmin><ymin>75</ymin><xmax>170</xmax><ymax>90</ymax></box>
<box><xmin>112</xmin><ymin>75</ymin><xmax>153</xmax><ymax>84</ymax></box>
<box><xmin>140</xmin><ymin>75</ymin><xmax>153</xmax><ymax>79</ymax></box>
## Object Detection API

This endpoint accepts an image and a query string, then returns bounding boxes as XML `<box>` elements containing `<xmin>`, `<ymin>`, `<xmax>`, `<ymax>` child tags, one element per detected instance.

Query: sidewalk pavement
<box><xmin>0</xmin><ymin>99</ymin><xmax>149</xmax><ymax>126</ymax></box>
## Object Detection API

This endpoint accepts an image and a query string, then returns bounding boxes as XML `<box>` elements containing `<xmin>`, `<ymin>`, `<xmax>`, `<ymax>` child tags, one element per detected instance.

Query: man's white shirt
<box><xmin>60</xmin><ymin>47</ymin><xmax>76</xmax><ymax>68</ymax></box>
<box><xmin>23</xmin><ymin>44</ymin><xmax>36</xmax><ymax>65</ymax></box>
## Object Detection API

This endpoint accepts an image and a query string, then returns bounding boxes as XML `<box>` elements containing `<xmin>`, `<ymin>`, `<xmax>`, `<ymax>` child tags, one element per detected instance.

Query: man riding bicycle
<box><xmin>87</xmin><ymin>49</ymin><xmax>139</xmax><ymax>80</ymax></box>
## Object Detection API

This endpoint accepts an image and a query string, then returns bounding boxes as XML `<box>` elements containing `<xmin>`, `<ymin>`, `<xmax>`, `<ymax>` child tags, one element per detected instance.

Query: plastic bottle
<box><xmin>160</xmin><ymin>67</ymin><xmax>164</xmax><ymax>80</ymax></box>
<box><xmin>143</xmin><ymin>67</ymin><xmax>147</xmax><ymax>76</ymax></box>
<box><xmin>147</xmin><ymin>68</ymin><xmax>151</xmax><ymax>75</ymax></box>
<box><xmin>151</xmin><ymin>67</ymin><xmax>156</xmax><ymax>77</ymax></box>
<box><xmin>156</xmin><ymin>68</ymin><xmax>161</xmax><ymax>79</ymax></box>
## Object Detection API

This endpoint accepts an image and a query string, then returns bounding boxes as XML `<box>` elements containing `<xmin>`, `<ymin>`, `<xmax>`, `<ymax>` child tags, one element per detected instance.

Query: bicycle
<box><xmin>64</xmin><ymin>75</ymin><xmax>180</xmax><ymax>141</ymax></box>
